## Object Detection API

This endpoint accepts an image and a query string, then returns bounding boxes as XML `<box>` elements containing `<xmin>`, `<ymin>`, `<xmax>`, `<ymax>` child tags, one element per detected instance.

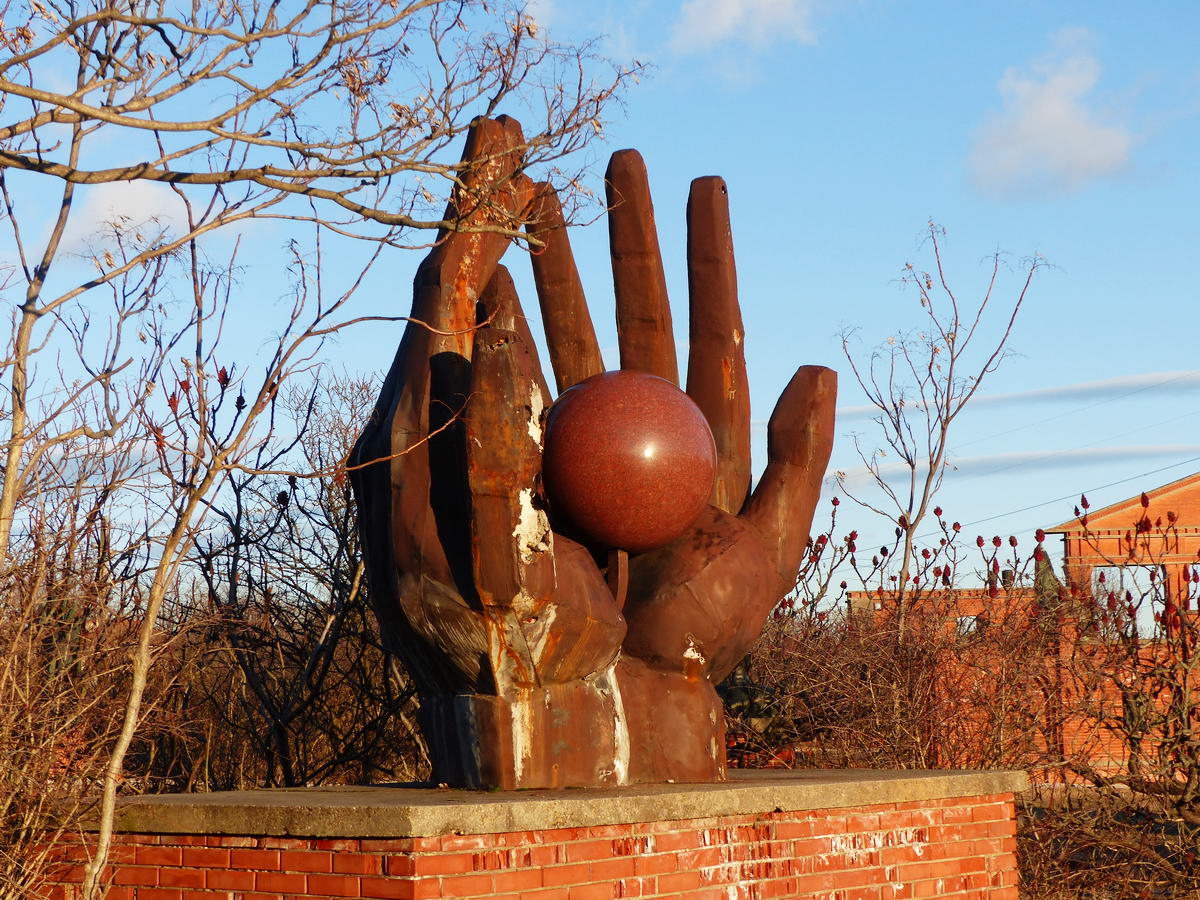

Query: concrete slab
<box><xmin>100</xmin><ymin>769</ymin><xmax>1029</xmax><ymax>838</ymax></box>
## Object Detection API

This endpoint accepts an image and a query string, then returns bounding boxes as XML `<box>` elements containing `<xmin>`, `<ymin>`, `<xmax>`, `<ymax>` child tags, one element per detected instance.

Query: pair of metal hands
<box><xmin>351</xmin><ymin>116</ymin><xmax>835</xmax><ymax>789</ymax></box>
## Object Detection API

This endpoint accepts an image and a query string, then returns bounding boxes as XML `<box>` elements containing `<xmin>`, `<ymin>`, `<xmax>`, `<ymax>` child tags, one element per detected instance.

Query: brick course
<box><xmin>38</xmin><ymin>793</ymin><xmax>1019</xmax><ymax>899</ymax></box>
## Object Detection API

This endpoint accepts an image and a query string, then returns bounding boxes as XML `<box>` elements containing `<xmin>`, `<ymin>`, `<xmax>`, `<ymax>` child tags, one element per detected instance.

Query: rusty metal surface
<box><xmin>351</xmin><ymin>117</ymin><xmax>836</xmax><ymax>789</ymax></box>
<box><xmin>527</xmin><ymin>182</ymin><xmax>604</xmax><ymax>393</ymax></box>
<box><xmin>606</xmin><ymin>150</ymin><xmax>679</xmax><ymax>384</ymax></box>
<box><xmin>685</xmin><ymin>176</ymin><xmax>752</xmax><ymax>515</ymax></box>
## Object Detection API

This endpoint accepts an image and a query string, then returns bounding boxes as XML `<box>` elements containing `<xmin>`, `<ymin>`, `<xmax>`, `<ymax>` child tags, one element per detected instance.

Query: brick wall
<box><xmin>40</xmin><ymin>793</ymin><xmax>1019</xmax><ymax>900</ymax></box>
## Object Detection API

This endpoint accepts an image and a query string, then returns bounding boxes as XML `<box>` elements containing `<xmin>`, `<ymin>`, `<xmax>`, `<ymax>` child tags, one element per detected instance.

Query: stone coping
<box><xmin>101</xmin><ymin>769</ymin><xmax>1028</xmax><ymax>838</ymax></box>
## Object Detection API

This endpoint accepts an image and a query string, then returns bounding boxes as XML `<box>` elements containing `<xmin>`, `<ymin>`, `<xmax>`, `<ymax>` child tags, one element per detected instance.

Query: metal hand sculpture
<box><xmin>351</xmin><ymin>116</ymin><xmax>836</xmax><ymax>789</ymax></box>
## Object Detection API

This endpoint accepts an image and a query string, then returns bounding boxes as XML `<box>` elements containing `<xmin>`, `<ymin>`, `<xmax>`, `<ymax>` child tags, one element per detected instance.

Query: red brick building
<box><xmin>1046</xmin><ymin>469</ymin><xmax>1200</xmax><ymax>608</ymax></box>
<box><xmin>842</xmin><ymin>474</ymin><xmax>1200</xmax><ymax>780</ymax></box>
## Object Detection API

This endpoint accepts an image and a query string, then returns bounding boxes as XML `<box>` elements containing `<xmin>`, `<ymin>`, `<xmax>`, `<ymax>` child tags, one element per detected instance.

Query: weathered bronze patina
<box><xmin>351</xmin><ymin>116</ymin><xmax>836</xmax><ymax>789</ymax></box>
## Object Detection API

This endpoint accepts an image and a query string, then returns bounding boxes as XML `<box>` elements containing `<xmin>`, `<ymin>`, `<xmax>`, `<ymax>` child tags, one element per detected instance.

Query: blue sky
<box><xmin>505</xmin><ymin>0</ymin><xmax>1200</xmax><ymax>556</ymax></box>
<box><xmin>27</xmin><ymin>1</ymin><xmax>1200</xmax><ymax>567</ymax></box>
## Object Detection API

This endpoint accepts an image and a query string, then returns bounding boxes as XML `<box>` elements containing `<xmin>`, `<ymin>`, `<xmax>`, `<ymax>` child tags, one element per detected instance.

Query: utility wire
<box><xmin>921</xmin><ymin>453</ymin><xmax>1200</xmax><ymax>536</ymax></box>
<box><xmin>834</xmin><ymin>375</ymin><xmax>1200</xmax><ymax>491</ymax></box>
<box><xmin>842</xmin><ymin>372</ymin><xmax>1200</xmax><ymax>540</ymax></box>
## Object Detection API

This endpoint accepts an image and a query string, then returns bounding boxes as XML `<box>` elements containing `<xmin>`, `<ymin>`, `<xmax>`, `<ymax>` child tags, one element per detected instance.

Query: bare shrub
<box><xmin>732</xmin><ymin>590</ymin><xmax>1058</xmax><ymax>772</ymax></box>
<box><xmin>731</xmin><ymin>493</ymin><xmax>1200</xmax><ymax>897</ymax></box>
<box><xmin>0</xmin><ymin>494</ymin><xmax>161</xmax><ymax>896</ymax></box>
<box><xmin>1018</xmin><ymin>500</ymin><xmax>1200</xmax><ymax>898</ymax></box>
<box><xmin>169</xmin><ymin>375</ymin><xmax>427</xmax><ymax>789</ymax></box>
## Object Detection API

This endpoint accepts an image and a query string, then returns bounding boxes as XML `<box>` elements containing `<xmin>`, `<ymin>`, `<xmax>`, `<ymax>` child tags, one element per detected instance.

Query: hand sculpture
<box><xmin>351</xmin><ymin>116</ymin><xmax>836</xmax><ymax>789</ymax></box>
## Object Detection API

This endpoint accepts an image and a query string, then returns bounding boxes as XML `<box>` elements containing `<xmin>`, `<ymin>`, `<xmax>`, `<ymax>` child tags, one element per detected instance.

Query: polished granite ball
<box><xmin>542</xmin><ymin>370</ymin><xmax>717</xmax><ymax>553</ymax></box>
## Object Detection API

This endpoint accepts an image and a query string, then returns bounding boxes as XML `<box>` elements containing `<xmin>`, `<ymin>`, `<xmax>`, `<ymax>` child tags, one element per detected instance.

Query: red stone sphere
<box><xmin>542</xmin><ymin>370</ymin><xmax>717</xmax><ymax>553</ymax></box>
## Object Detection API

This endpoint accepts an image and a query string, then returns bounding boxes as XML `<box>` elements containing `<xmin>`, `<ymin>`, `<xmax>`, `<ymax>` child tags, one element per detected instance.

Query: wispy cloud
<box><xmin>965</xmin><ymin>371</ymin><xmax>1200</xmax><ymax>407</ymax></box>
<box><xmin>524</xmin><ymin>0</ymin><xmax>556</xmax><ymax>31</ymax></box>
<box><xmin>833</xmin><ymin>444</ymin><xmax>1200</xmax><ymax>488</ymax></box>
<box><xmin>969</xmin><ymin>28</ymin><xmax>1134</xmax><ymax>198</ymax></box>
<box><xmin>60</xmin><ymin>181</ymin><xmax>186</xmax><ymax>252</ymax></box>
<box><xmin>835</xmin><ymin>370</ymin><xmax>1200</xmax><ymax>419</ymax></box>
<box><xmin>669</xmin><ymin>0</ymin><xmax>818</xmax><ymax>53</ymax></box>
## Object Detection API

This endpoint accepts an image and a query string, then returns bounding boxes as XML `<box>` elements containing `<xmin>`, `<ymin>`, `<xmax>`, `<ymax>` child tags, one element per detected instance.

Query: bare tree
<box><xmin>0</xmin><ymin>0</ymin><xmax>635</xmax><ymax>560</ymax></box>
<box><xmin>0</xmin><ymin>3</ymin><xmax>636</xmax><ymax>895</ymax></box>
<box><xmin>838</xmin><ymin>222</ymin><xmax>1042</xmax><ymax>638</ymax></box>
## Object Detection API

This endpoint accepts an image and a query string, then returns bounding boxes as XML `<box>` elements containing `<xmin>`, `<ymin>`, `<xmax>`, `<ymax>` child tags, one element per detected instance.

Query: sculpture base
<box><xmin>419</xmin><ymin>662</ymin><xmax>729</xmax><ymax>789</ymax></box>
<box><xmin>39</xmin><ymin>769</ymin><xmax>1027</xmax><ymax>899</ymax></box>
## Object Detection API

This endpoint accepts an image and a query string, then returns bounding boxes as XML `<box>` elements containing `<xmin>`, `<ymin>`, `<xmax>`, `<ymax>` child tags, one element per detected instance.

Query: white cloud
<box><xmin>524</xmin><ymin>0</ymin><xmax>555</xmax><ymax>31</ymax></box>
<box><xmin>60</xmin><ymin>180</ymin><xmax>186</xmax><ymax>252</ymax></box>
<box><xmin>670</xmin><ymin>0</ymin><xmax>817</xmax><ymax>53</ymax></box>
<box><xmin>969</xmin><ymin>29</ymin><xmax>1134</xmax><ymax>198</ymax></box>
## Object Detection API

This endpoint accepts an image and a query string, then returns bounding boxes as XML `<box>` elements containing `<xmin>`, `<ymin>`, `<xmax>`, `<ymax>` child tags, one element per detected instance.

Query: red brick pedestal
<box><xmin>41</xmin><ymin>769</ymin><xmax>1026</xmax><ymax>900</ymax></box>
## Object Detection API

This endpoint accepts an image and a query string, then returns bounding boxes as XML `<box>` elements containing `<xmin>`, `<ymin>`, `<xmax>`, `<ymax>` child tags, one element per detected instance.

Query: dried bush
<box><xmin>730</xmin><ymin>495</ymin><xmax>1200</xmax><ymax>898</ymax></box>
<box><xmin>162</xmin><ymin>376</ymin><xmax>428</xmax><ymax>789</ymax></box>
<box><xmin>0</xmin><ymin>499</ymin><xmax>173</xmax><ymax>897</ymax></box>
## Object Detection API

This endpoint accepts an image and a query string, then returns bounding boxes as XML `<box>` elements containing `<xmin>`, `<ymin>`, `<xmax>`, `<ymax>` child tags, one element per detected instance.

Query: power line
<box><xmin>843</xmin><ymin>372</ymin><xmax>1200</xmax><ymax>540</ymax></box>
<box><xmin>924</xmin><ymin>453</ymin><xmax>1200</xmax><ymax>536</ymax></box>
<box><xmin>835</xmin><ymin>376</ymin><xmax>1200</xmax><ymax>493</ymax></box>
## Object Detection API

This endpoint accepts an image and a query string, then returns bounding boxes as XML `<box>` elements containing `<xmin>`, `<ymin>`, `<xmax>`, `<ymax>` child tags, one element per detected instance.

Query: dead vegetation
<box><xmin>729</xmin><ymin>502</ymin><xmax>1200</xmax><ymax>898</ymax></box>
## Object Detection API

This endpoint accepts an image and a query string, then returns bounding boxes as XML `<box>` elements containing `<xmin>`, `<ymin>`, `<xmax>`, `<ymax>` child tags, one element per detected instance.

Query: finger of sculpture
<box><xmin>356</xmin><ymin>113</ymin><xmax>530</xmax><ymax>515</ymax></box>
<box><xmin>684</xmin><ymin>176</ymin><xmax>752</xmax><ymax>515</ymax></box>
<box><xmin>415</xmin><ymin>115</ymin><xmax>533</xmax><ymax>357</ymax></box>
<box><xmin>421</xmin><ymin>116</ymin><xmax>533</xmax><ymax>610</ymax></box>
<box><xmin>466</xmin><ymin>266</ymin><xmax>554</xmax><ymax>692</ymax></box>
<box><xmin>606</xmin><ymin>149</ymin><xmax>678</xmax><ymax>384</ymax></box>
<box><xmin>538</xmin><ymin>534</ymin><xmax>628</xmax><ymax>683</ymax></box>
<box><xmin>741</xmin><ymin>365</ymin><xmax>838</xmax><ymax>583</ymax></box>
<box><xmin>349</xmin><ymin>116</ymin><xmax>532</xmax><ymax>692</ymax></box>
<box><xmin>467</xmin><ymin>267</ymin><xmax>625</xmax><ymax>687</ymax></box>
<box><xmin>526</xmin><ymin>182</ymin><xmax>604</xmax><ymax>393</ymax></box>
